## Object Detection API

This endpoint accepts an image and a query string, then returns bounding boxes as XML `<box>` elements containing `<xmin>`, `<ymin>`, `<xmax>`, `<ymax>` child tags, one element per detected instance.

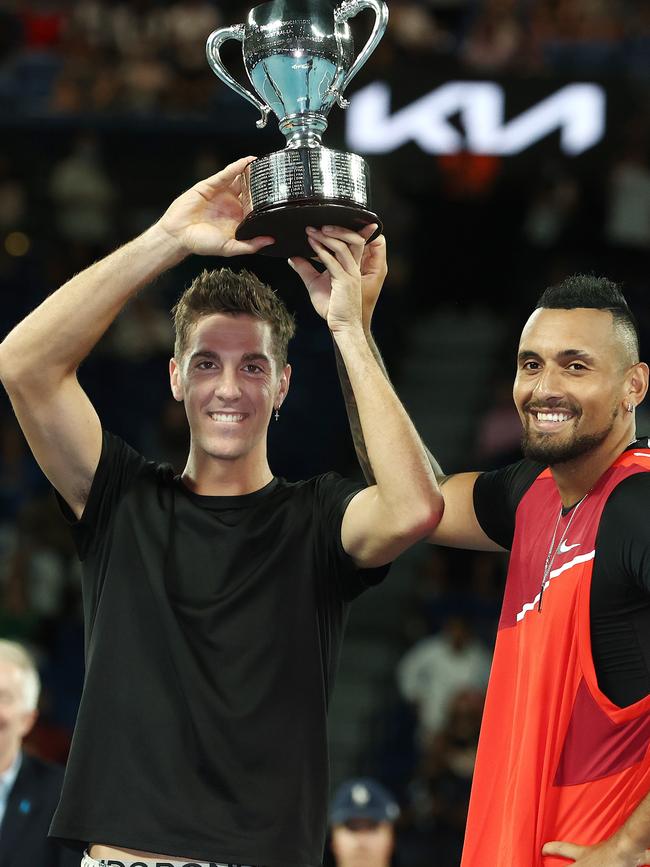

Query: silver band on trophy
<box><xmin>206</xmin><ymin>0</ymin><xmax>389</xmax><ymax>258</ymax></box>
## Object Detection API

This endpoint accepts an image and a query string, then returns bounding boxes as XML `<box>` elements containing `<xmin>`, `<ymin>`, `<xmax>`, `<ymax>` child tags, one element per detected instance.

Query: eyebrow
<box><xmin>241</xmin><ymin>352</ymin><xmax>272</xmax><ymax>365</ymax></box>
<box><xmin>188</xmin><ymin>350</ymin><xmax>272</xmax><ymax>366</ymax></box>
<box><xmin>517</xmin><ymin>349</ymin><xmax>597</xmax><ymax>365</ymax></box>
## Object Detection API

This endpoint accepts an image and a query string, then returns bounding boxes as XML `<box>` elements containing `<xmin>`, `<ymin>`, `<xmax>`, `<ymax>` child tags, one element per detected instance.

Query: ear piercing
<box><xmin>626</xmin><ymin>401</ymin><xmax>634</xmax><ymax>413</ymax></box>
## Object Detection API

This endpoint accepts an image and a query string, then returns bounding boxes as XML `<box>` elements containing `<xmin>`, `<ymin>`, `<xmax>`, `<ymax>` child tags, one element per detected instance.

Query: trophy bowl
<box><xmin>206</xmin><ymin>0</ymin><xmax>388</xmax><ymax>258</ymax></box>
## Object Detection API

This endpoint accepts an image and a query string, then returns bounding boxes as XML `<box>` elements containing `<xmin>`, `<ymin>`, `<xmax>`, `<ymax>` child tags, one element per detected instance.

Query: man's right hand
<box><xmin>156</xmin><ymin>156</ymin><xmax>275</xmax><ymax>258</ymax></box>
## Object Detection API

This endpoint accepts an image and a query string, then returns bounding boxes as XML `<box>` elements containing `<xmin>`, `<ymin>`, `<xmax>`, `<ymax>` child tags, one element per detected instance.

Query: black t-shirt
<box><xmin>50</xmin><ymin>432</ymin><xmax>388</xmax><ymax>866</ymax></box>
<box><xmin>473</xmin><ymin>438</ymin><xmax>650</xmax><ymax>708</ymax></box>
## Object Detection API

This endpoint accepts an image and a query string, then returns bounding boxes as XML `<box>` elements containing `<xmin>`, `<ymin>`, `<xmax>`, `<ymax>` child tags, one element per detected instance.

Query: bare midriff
<box><xmin>89</xmin><ymin>844</ymin><xmax>198</xmax><ymax>861</ymax></box>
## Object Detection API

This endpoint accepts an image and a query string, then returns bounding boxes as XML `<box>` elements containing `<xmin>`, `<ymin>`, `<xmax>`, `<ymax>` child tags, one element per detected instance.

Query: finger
<box><xmin>321</xmin><ymin>225</ymin><xmax>367</xmax><ymax>246</ymax></box>
<box><xmin>288</xmin><ymin>256</ymin><xmax>321</xmax><ymax>287</ymax></box>
<box><xmin>361</xmin><ymin>233</ymin><xmax>387</xmax><ymax>275</ymax></box>
<box><xmin>307</xmin><ymin>236</ymin><xmax>346</xmax><ymax>278</ymax></box>
<box><xmin>223</xmin><ymin>235</ymin><xmax>275</xmax><ymax>256</ymax></box>
<box><xmin>307</xmin><ymin>229</ymin><xmax>358</xmax><ymax>273</ymax></box>
<box><xmin>358</xmin><ymin>222</ymin><xmax>380</xmax><ymax>241</ymax></box>
<box><xmin>197</xmin><ymin>156</ymin><xmax>257</xmax><ymax>191</ymax></box>
<box><xmin>229</xmin><ymin>173</ymin><xmax>246</xmax><ymax>194</ymax></box>
<box><xmin>542</xmin><ymin>841</ymin><xmax>584</xmax><ymax>860</ymax></box>
<box><xmin>361</xmin><ymin>232</ymin><xmax>387</xmax><ymax>262</ymax></box>
<box><xmin>321</xmin><ymin>225</ymin><xmax>366</xmax><ymax>265</ymax></box>
<box><xmin>365</xmin><ymin>232</ymin><xmax>386</xmax><ymax>250</ymax></box>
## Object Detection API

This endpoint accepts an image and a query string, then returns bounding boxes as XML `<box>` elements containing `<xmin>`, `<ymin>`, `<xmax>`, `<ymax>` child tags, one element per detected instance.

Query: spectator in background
<box><xmin>396</xmin><ymin>615</ymin><xmax>491</xmax><ymax>742</ymax></box>
<box><xmin>0</xmin><ymin>154</ymin><xmax>27</xmax><ymax>235</ymax></box>
<box><xmin>109</xmin><ymin>295</ymin><xmax>173</xmax><ymax>364</ymax></box>
<box><xmin>529</xmin><ymin>0</ymin><xmax>624</xmax><ymax>73</ymax></box>
<box><xmin>162</xmin><ymin>0</ymin><xmax>221</xmax><ymax>113</ymax></box>
<box><xmin>110</xmin><ymin>0</ymin><xmax>166</xmax><ymax>59</ymax></box>
<box><xmin>522</xmin><ymin>163</ymin><xmax>581</xmax><ymax>250</ymax></box>
<box><xmin>18</xmin><ymin>0</ymin><xmax>67</xmax><ymax>53</ymax></box>
<box><xmin>0</xmin><ymin>415</ymin><xmax>47</xmax><ymax>524</ymax></box>
<box><xmin>329</xmin><ymin>778</ymin><xmax>400</xmax><ymax>867</ymax></box>
<box><xmin>424</xmin><ymin>0</ymin><xmax>472</xmax><ymax>36</ymax></box>
<box><xmin>48</xmin><ymin>134</ymin><xmax>116</xmax><ymax>247</ymax></box>
<box><xmin>474</xmin><ymin>376</ymin><xmax>523</xmax><ymax>469</ymax></box>
<box><xmin>117</xmin><ymin>42</ymin><xmax>172</xmax><ymax>113</ymax></box>
<box><xmin>404</xmin><ymin>689</ymin><xmax>484</xmax><ymax>867</ymax></box>
<box><xmin>163</xmin><ymin>0</ymin><xmax>221</xmax><ymax>67</ymax></box>
<box><xmin>67</xmin><ymin>0</ymin><xmax>113</xmax><ymax>52</ymax></box>
<box><xmin>605</xmin><ymin>141</ymin><xmax>650</xmax><ymax>253</ymax></box>
<box><xmin>388</xmin><ymin>1</ymin><xmax>454</xmax><ymax>55</ymax></box>
<box><xmin>461</xmin><ymin>0</ymin><xmax>523</xmax><ymax>71</ymax></box>
<box><xmin>623</xmin><ymin>4</ymin><xmax>650</xmax><ymax>78</ymax></box>
<box><xmin>0</xmin><ymin>639</ymin><xmax>77</xmax><ymax>866</ymax></box>
<box><xmin>3</xmin><ymin>492</ymin><xmax>78</xmax><ymax>622</ymax></box>
<box><xmin>0</xmin><ymin>5</ymin><xmax>22</xmax><ymax>67</ymax></box>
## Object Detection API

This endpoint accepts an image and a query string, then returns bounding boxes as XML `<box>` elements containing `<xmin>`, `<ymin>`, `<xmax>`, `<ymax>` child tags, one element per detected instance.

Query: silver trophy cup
<box><xmin>206</xmin><ymin>0</ymin><xmax>388</xmax><ymax>257</ymax></box>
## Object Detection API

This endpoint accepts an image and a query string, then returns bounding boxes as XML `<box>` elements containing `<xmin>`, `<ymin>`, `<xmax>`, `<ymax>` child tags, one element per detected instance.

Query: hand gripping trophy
<box><xmin>206</xmin><ymin>0</ymin><xmax>389</xmax><ymax>257</ymax></box>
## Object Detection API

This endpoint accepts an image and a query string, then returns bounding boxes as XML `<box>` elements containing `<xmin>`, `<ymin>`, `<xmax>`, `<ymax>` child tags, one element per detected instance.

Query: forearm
<box><xmin>0</xmin><ymin>223</ymin><xmax>186</xmax><ymax>385</ymax></box>
<box><xmin>334</xmin><ymin>340</ymin><xmax>373</xmax><ymax>483</ymax></box>
<box><xmin>333</xmin><ymin>325</ymin><xmax>443</xmax><ymax>530</ymax></box>
<box><xmin>335</xmin><ymin>330</ymin><xmax>446</xmax><ymax>485</ymax></box>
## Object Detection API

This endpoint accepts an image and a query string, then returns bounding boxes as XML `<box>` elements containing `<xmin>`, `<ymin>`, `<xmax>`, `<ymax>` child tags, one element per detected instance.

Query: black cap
<box><xmin>330</xmin><ymin>778</ymin><xmax>400</xmax><ymax>825</ymax></box>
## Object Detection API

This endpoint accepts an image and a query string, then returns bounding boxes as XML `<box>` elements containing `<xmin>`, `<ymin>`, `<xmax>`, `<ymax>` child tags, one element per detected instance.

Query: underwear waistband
<box><xmin>81</xmin><ymin>852</ymin><xmax>256</xmax><ymax>867</ymax></box>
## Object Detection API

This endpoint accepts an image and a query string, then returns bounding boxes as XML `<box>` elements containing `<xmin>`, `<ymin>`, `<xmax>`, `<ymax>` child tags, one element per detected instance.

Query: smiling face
<box><xmin>513</xmin><ymin>307</ymin><xmax>645</xmax><ymax>467</ymax></box>
<box><xmin>169</xmin><ymin>312</ymin><xmax>290</xmax><ymax>469</ymax></box>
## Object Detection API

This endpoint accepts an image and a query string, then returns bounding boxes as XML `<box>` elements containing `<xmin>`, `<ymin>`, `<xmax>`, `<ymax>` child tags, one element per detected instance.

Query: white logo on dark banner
<box><xmin>346</xmin><ymin>81</ymin><xmax>606</xmax><ymax>156</ymax></box>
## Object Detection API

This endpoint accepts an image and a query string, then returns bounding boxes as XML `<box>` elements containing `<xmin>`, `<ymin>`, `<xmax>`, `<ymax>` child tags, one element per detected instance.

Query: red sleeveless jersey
<box><xmin>461</xmin><ymin>449</ymin><xmax>650</xmax><ymax>867</ymax></box>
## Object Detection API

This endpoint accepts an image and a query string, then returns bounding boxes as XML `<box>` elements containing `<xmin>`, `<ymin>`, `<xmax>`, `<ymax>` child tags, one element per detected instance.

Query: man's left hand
<box><xmin>543</xmin><ymin>838</ymin><xmax>650</xmax><ymax>866</ymax></box>
<box><xmin>288</xmin><ymin>224</ymin><xmax>386</xmax><ymax>333</ymax></box>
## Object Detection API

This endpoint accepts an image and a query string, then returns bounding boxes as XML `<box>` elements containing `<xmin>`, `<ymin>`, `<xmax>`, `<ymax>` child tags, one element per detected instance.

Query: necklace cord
<box><xmin>537</xmin><ymin>493</ymin><xmax>588</xmax><ymax>613</ymax></box>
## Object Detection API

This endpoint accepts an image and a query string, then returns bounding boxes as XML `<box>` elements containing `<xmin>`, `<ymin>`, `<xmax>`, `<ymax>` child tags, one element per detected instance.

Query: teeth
<box><xmin>536</xmin><ymin>412</ymin><xmax>570</xmax><ymax>423</ymax></box>
<box><xmin>209</xmin><ymin>413</ymin><xmax>245</xmax><ymax>422</ymax></box>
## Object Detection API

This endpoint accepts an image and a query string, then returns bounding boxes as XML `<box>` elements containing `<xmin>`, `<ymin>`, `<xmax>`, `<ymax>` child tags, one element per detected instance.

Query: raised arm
<box><xmin>290</xmin><ymin>226</ymin><xmax>443</xmax><ymax>567</ymax></box>
<box><xmin>313</xmin><ymin>228</ymin><xmax>502</xmax><ymax>554</ymax></box>
<box><xmin>0</xmin><ymin>157</ymin><xmax>273</xmax><ymax>519</ymax></box>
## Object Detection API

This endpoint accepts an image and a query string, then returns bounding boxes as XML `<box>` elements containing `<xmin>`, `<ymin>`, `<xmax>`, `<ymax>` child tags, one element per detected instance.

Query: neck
<box><xmin>550</xmin><ymin>426</ymin><xmax>636</xmax><ymax>507</ymax></box>
<box><xmin>181</xmin><ymin>445</ymin><xmax>273</xmax><ymax>497</ymax></box>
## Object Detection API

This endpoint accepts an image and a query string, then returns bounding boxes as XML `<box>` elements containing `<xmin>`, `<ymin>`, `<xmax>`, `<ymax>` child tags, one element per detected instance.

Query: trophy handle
<box><xmin>206</xmin><ymin>25</ymin><xmax>272</xmax><ymax>129</ymax></box>
<box><xmin>330</xmin><ymin>0</ymin><xmax>389</xmax><ymax>108</ymax></box>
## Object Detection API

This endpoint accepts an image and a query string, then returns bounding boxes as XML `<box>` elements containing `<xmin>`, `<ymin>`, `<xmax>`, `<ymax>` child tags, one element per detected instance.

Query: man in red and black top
<box><xmin>355</xmin><ymin>275</ymin><xmax>650</xmax><ymax>866</ymax></box>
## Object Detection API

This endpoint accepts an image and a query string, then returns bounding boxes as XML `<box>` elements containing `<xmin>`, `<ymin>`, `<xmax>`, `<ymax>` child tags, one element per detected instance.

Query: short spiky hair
<box><xmin>172</xmin><ymin>268</ymin><xmax>295</xmax><ymax>366</ymax></box>
<box><xmin>535</xmin><ymin>274</ymin><xmax>640</xmax><ymax>362</ymax></box>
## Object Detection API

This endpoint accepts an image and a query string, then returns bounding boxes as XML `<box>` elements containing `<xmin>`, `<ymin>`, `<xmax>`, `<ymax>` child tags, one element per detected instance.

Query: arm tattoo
<box><xmin>333</xmin><ymin>334</ymin><xmax>447</xmax><ymax>486</ymax></box>
<box><xmin>334</xmin><ymin>341</ymin><xmax>374</xmax><ymax>484</ymax></box>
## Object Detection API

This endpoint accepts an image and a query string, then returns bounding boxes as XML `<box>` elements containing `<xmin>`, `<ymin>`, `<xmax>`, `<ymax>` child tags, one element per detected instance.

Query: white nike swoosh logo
<box><xmin>559</xmin><ymin>541</ymin><xmax>581</xmax><ymax>553</ymax></box>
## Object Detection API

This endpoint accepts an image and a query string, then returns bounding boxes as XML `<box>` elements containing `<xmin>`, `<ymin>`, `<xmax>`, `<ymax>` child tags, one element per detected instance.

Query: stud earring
<box><xmin>627</xmin><ymin>401</ymin><xmax>634</xmax><ymax>413</ymax></box>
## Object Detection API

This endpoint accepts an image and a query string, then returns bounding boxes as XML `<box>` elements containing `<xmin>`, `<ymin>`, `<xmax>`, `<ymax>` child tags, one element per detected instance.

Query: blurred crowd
<box><xmin>1</xmin><ymin>0</ymin><xmax>650</xmax><ymax>118</ymax></box>
<box><xmin>0</xmin><ymin>1</ymin><xmax>650</xmax><ymax>866</ymax></box>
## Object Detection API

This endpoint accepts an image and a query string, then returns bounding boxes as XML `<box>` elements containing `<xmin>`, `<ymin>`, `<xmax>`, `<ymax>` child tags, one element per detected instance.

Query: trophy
<box><xmin>206</xmin><ymin>0</ymin><xmax>389</xmax><ymax>258</ymax></box>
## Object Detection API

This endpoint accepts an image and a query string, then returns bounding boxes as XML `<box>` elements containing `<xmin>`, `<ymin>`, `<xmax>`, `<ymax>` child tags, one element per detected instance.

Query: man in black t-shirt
<box><xmin>0</xmin><ymin>157</ymin><xmax>443</xmax><ymax>866</ymax></box>
<box><xmin>352</xmin><ymin>275</ymin><xmax>650</xmax><ymax>866</ymax></box>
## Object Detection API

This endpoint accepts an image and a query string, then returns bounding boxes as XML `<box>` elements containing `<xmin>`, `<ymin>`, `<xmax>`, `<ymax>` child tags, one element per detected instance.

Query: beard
<box><xmin>521</xmin><ymin>405</ymin><xmax>618</xmax><ymax>466</ymax></box>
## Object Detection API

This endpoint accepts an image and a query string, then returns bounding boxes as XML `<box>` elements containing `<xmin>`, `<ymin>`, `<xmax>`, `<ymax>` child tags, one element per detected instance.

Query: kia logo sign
<box><xmin>346</xmin><ymin>81</ymin><xmax>606</xmax><ymax>156</ymax></box>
